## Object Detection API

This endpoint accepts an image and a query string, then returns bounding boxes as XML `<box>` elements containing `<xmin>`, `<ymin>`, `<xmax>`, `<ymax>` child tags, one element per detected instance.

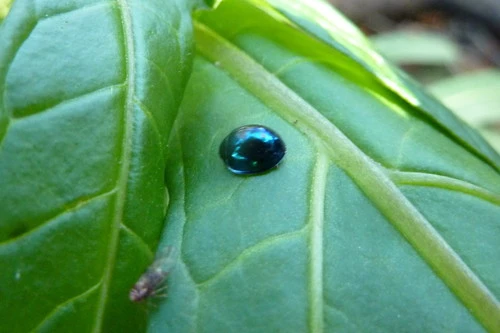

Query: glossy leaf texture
<box><xmin>150</xmin><ymin>0</ymin><xmax>500</xmax><ymax>332</ymax></box>
<box><xmin>0</xmin><ymin>0</ymin><xmax>197</xmax><ymax>332</ymax></box>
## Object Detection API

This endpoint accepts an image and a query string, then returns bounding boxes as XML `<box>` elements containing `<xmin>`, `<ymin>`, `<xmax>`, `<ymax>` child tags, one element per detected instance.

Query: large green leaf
<box><xmin>149</xmin><ymin>0</ymin><xmax>500</xmax><ymax>332</ymax></box>
<box><xmin>0</xmin><ymin>0</ymin><xmax>198</xmax><ymax>331</ymax></box>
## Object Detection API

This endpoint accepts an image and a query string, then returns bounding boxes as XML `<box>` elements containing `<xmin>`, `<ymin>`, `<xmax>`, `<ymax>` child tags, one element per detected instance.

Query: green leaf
<box><xmin>150</xmin><ymin>0</ymin><xmax>500</xmax><ymax>332</ymax></box>
<box><xmin>0</xmin><ymin>0</ymin><xmax>196</xmax><ymax>331</ymax></box>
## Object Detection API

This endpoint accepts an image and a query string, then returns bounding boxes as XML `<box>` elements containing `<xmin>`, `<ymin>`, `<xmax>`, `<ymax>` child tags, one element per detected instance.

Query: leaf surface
<box><xmin>0</xmin><ymin>0</ymin><xmax>196</xmax><ymax>331</ymax></box>
<box><xmin>150</xmin><ymin>0</ymin><xmax>500</xmax><ymax>332</ymax></box>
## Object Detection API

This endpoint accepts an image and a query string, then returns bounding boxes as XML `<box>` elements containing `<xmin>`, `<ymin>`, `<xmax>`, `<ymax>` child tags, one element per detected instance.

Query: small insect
<box><xmin>129</xmin><ymin>246</ymin><xmax>177</xmax><ymax>302</ymax></box>
<box><xmin>219</xmin><ymin>125</ymin><xmax>286</xmax><ymax>175</ymax></box>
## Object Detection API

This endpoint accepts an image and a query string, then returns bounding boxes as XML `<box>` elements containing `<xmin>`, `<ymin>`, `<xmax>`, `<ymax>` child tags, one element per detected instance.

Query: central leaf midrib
<box><xmin>92</xmin><ymin>1</ymin><xmax>135</xmax><ymax>332</ymax></box>
<box><xmin>193</xmin><ymin>21</ymin><xmax>500</xmax><ymax>332</ymax></box>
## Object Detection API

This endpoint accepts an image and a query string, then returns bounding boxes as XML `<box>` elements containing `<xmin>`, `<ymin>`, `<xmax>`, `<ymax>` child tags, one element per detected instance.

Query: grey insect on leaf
<box><xmin>129</xmin><ymin>246</ymin><xmax>177</xmax><ymax>302</ymax></box>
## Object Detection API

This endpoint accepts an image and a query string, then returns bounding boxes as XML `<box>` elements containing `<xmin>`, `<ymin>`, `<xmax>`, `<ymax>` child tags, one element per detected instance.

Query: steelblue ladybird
<box><xmin>219</xmin><ymin>125</ymin><xmax>286</xmax><ymax>175</ymax></box>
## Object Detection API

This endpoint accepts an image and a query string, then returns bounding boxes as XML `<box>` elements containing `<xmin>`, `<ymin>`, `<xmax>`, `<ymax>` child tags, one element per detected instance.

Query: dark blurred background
<box><xmin>331</xmin><ymin>0</ymin><xmax>500</xmax><ymax>152</ymax></box>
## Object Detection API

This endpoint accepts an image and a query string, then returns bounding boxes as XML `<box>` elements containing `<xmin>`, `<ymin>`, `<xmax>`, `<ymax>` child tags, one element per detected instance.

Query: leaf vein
<box><xmin>120</xmin><ymin>223</ymin><xmax>153</xmax><ymax>259</ymax></box>
<box><xmin>188</xmin><ymin>178</ymin><xmax>247</xmax><ymax>221</ymax></box>
<box><xmin>394</xmin><ymin>125</ymin><xmax>414</xmax><ymax>169</ymax></box>
<box><xmin>133</xmin><ymin>97</ymin><xmax>163</xmax><ymax>156</ymax></box>
<box><xmin>138</xmin><ymin>56</ymin><xmax>178</xmax><ymax>108</ymax></box>
<box><xmin>196</xmin><ymin>229</ymin><xmax>305</xmax><ymax>288</ymax></box>
<box><xmin>30</xmin><ymin>282</ymin><xmax>101</xmax><ymax>333</ymax></box>
<box><xmin>173</xmin><ymin>126</ymin><xmax>202</xmax><ymax>331</ymax></box>
<box><xmin>92</xmin><ymin>1</ymin><xmax>135</xmax><ymax>332</ymax></box>
<box><xmin>9</xmin><ymin>83</ymin><xmax>125</xmax><ymax>121</ymax></box>
<box><xmin>0</xmin><ymin>188</ymin><xmax>116</xmax><ymax>247</ymax></box>
<box><xmin>177</xmin><ymin>132</ymin><xmax>199</xmax><ymax>288</ymax></box>
<box><xmin>308</xmin><ymin>149</ymin><xmax>328</xmax><ymax>333</ymax></box>
<box><xmin>389</xmin><ymin>170</ymin><xmax>500</xmax><ymax>204</ymax></box>
<box><xmin>0</xmin><ymin>2</ymin><xmax>36</xmax><ymax>144</ymax></box>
